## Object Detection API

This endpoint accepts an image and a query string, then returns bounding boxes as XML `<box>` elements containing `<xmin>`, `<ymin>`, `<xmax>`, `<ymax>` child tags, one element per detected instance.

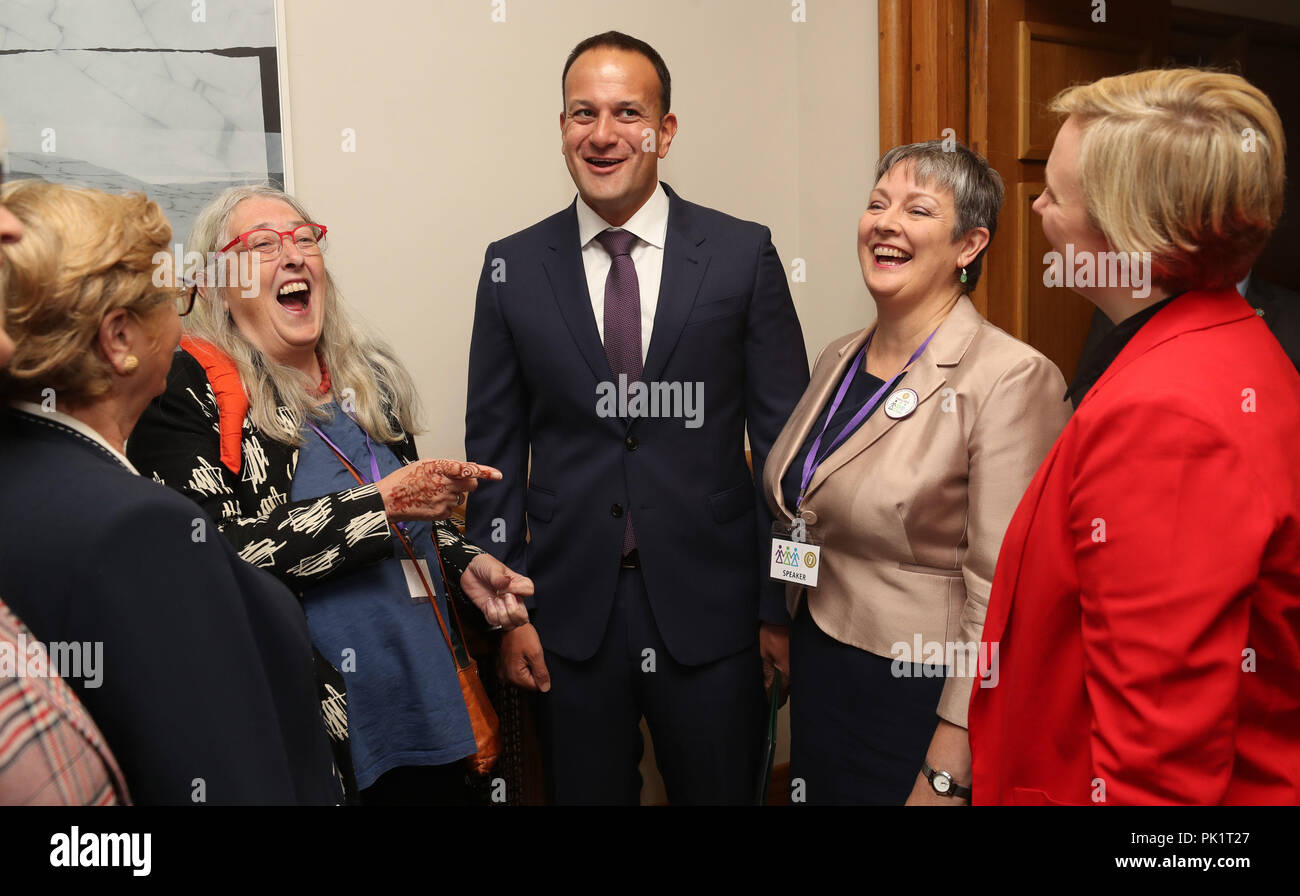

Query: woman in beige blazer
<box><xmin>763</xmin><ymin>141</ymin><xmax>1069</xmax><ymax>805</ymax></box>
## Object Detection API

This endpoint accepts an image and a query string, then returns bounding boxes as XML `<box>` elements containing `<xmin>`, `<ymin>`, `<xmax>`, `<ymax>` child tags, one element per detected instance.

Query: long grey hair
<box><xmin>183</xmin><ymin>184</ymin><xmax>421</xmax><ymax>446</ymax></box>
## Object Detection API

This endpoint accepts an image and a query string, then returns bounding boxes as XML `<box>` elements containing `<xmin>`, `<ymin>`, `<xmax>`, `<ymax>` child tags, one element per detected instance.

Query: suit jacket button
<box><xmin>799</xmin><ymin>509</ymin><xmax>818</xmax><ymax>525</ymax></box>
<box><xmin>625</xmin><ymin>436</ymin><xmax>638</xmax><ymax>451</ymax></box>
<box><xmin>611</xmin><ymin>503</ymin><xmax>624</xmax><ymax>518</ymax></box>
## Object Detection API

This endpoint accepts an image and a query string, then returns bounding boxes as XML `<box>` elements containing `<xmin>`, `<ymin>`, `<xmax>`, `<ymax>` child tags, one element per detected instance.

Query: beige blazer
<box><xmin>763</xmin><ymin>296</ymin><xmax>1070</xmax><ymax>726</ymax></box>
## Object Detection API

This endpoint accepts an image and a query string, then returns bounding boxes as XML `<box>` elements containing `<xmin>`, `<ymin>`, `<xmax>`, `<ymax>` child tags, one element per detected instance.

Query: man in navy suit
<box><xmin>466</xmin><ymin>31</ymin><xmax>809</xmax><ymax>804</ymax></box>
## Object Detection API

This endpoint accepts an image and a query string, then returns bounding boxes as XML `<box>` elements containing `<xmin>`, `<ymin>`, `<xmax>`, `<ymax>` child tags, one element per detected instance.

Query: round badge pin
<box><xmin>884</xmin><ymin>388</ymin><xmax>919</xmax><ymax>419</ymax></box>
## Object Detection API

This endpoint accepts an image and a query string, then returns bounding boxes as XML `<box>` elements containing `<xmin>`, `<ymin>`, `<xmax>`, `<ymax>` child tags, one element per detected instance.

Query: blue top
<box><xmin>781</xmin><ymin>363</ymin><xmax>903</xmax><ymax>512</ymax></box>
<box><xmin>291</xmin><ymin>403</ymin><xmax>475</xmax><ymax>788</ymax></box>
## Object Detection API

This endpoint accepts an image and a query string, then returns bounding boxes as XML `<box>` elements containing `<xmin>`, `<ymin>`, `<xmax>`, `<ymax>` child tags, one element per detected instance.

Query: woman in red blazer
<box><xmin>969</xmin><ymin>68</ymin><xmax>1300</xmax><ymax>805</ymax></box>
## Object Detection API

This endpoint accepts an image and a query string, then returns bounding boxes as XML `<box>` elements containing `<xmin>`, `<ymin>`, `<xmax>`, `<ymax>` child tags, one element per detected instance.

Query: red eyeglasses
<box><xmin>220</xmin><ymin>223</ymin><xmax>327</xmax><ymax>258</ymax></box>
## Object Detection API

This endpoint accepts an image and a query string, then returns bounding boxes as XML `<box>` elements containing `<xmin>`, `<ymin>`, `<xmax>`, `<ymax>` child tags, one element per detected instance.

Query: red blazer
<box><xmin>969</xmin><ymin>288</ymin><xmax>1300</xmax><ymax>805</ymax></box>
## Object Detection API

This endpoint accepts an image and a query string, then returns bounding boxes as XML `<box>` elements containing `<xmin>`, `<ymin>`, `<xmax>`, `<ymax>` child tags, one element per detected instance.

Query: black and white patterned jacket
<box><xmin>128</xmin><ymin>346</ymin><xmax>484</xmax><ymax>598</ymax></box>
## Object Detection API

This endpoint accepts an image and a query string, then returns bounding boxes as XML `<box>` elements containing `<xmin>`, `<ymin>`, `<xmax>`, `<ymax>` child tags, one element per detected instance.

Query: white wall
<box><xmin>281</xmin><ymin>0</ymin><xmax>878</xmax><ymax>458</ymax></box>
<box><xmin>280</xmin><ymin>0</ymin><xmax>878</xmax><ymax>803</ymax></box>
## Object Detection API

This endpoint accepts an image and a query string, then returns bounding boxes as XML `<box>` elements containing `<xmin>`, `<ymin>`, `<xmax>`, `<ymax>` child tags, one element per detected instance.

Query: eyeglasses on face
<box><xmin>175</xmin><ymin>286</ymin><xmax>198</xmax><ymax>317</ymax></box>
<box><xmin>219</xmin><ymin>223</ymin><xmax>327</xmax><ymax>258</ymax></box>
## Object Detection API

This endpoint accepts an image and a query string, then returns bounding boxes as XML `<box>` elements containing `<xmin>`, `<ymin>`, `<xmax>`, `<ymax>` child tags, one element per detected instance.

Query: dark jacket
<box><xmin>465</xmin><ymin>183</ymin><xmax>809</xmax><ymax>665</ymax></box>
<box><xmin>1247</xmin><ymin>277</ymin><xmax>1300</xmax><ymax>372</ymax></box>
<box><xmin>0</xmin><ymin>408</ymin><xmax>340</xmax><ymax>805</ymax></box>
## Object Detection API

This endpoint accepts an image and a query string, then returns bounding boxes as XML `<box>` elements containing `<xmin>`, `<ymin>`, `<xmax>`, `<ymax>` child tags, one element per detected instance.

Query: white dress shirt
<box><xmin>11</xmin><ymin>401</ymin><xmax>139</xmax><ymax>474</ymax></box>
<box><xmin>575</xmin><ymin>182</ymin><xmax>670</xmax><ymax>363</ymax></box>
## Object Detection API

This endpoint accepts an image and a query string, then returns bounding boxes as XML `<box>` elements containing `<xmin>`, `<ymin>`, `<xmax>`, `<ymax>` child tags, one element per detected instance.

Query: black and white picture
<box><xmin>0</xmin><ymin>0</ymin><xmax>288</xmax><ymax>242</ymax></box>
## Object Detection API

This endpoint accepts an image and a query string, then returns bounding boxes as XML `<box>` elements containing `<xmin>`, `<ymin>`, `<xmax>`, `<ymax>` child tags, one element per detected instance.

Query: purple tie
<box><xmin>596</xmin><ymin>228</ymin><xmax>640</xmax><ymax>554</ymax></box>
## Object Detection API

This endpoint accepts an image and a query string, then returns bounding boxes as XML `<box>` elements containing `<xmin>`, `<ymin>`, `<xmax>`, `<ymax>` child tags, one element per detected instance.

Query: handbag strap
<box><xmin>310</xmin><ymin>427</ymin><xmax>473</xmax><ymax>671</ymax></box>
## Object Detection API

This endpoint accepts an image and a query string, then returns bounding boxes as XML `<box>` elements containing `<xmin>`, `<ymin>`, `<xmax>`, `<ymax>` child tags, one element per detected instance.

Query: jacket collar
<box><xmin>643</xmin><ymin>183</ymin><xmax>709</xmax><ymax>390</ymax></box>
<box><xmin>982</xmin><ymin>287</ymin><xmax>1256</xmax><ymax>641</ymax></box>
<box><xmin>575</xmin><ymin>182</ymin><xmax>669</xmax><ymax>251</ymax></box>
<box><xmin>775</xmin><ymin>295</ymin><xmax>983</xmax><ymax>514</ymax></box>
<box><xmin>1082</xmin><ymin>287</ymin><xmax>1253</xmax><ymax>409</ymax></box>
<box><xmin>540</xmin><ymin>183</ymin><xmax>710</xmax><ymax>406</ymax></box>
<box><xmin>8</xmin><ymin>402</ymin><xmax>139</xmax><ymax>474</ymax></box>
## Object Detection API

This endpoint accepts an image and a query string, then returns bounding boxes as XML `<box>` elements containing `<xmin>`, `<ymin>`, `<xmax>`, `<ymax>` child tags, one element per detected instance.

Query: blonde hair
<box><xmin>184</xmin><ymin>185</ymin><xmax>422</xmax><ymax>446</ymax></box>
<box><xmin>1051</xmin><ymin>68</ymin><xmax>1286</xmax><ymax>292</ymax></box>
<box><xmin>0</xmin><ymin>180</ymin><xmax>172</xmax><ymax>405</ymax></box>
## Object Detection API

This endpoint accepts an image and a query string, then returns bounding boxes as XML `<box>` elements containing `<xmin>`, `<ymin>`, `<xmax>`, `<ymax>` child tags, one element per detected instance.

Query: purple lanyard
<box><xmin>307</xmin><ymin>419</ymin><xmax>382</xmax><ymax>484</ymax></box>
<box><xmin>796</xmin><ymin>327</ymin><xmax>937</xmax><ymax>508</ymax></box>
<box><xmin>306</xmin><ymin>416</ymin><xmax>411</xmax><ymax>535</ymax></box>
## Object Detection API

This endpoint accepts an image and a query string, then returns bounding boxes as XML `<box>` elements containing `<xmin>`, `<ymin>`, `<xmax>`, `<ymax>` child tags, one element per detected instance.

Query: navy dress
<box><xmin>290</xmin><ymin>403</ymin><xmax>475</xmax><ymax>791</ymax></box>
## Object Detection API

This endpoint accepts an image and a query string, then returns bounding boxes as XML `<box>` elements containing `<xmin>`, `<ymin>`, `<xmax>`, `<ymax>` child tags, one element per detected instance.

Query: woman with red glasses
<box><xmin>129</xmin><ymin>185</ymin><xmax>532</xmax><ymax>805</ymax></box>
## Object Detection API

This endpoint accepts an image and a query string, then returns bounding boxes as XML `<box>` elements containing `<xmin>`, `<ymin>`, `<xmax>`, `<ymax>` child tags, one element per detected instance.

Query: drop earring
<box><xmin>959</xmin><ymin>267</ymin><xmax>968</xmax><ymax>285</ymax></box>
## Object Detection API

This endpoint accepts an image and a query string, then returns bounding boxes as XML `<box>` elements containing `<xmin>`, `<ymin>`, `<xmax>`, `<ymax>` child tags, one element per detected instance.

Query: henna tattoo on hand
<box><xmin>383</xmin><ymin>459</ymin><xmax>483</xmax><ymax>518</ymax></box>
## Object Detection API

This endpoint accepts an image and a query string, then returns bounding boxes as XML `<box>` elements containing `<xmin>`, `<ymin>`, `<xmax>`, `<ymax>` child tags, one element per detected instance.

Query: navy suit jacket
<box><xmin>1246</xmin><ymin>277</ymin><xmax>1300</xmax><ymax>372</ymax></box>
<box><xmin>466</xmin><ymin>184</ymin><xmax>809</xmax><ymax>665</ymax></box>
<box><xmin>0</xmin><ymin>409</ymin><xmax>340</xmax><ymax>805</ymax></box>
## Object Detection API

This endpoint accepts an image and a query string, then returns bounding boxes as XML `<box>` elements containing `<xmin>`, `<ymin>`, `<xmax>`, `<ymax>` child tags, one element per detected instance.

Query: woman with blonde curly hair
<box><xmin>0</xmin><ymin>120</ymin><xmax>128</xmax><ymax>806</ymax></box>
<box><xmin>970</xmin><ymin>68</ymin><xmax>1300</xmax><ymax>805</ymax></box>
<box><xmin>0</xmin><ymin>178</ymin><xmax>341</xmax><ymax>804</ymax></box>
<box><xmin>129</xmin><ymin>185</ymin><xmax>532</xmax><ymax>804</ymax></box>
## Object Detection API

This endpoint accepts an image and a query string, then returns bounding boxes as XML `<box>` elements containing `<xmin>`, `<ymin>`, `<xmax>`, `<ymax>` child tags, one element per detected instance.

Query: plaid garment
<box><xmin>0</xmin><ymin>596</ymin><xmax>130</xmax><ymax>805</ymax></box>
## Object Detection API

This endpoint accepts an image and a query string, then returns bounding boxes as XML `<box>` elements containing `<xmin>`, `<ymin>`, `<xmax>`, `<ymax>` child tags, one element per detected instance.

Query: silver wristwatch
<box><xmin>921</xmin><ymin>761</ymin><xmax>972</xmax><ymax>800</ymax></box>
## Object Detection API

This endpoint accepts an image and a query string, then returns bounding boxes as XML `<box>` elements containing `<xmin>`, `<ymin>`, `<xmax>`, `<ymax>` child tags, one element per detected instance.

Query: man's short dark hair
<box><xmin>561</xmin><ymin>31</ymin><xmax>671</xmax><ymax>116</ymax></box>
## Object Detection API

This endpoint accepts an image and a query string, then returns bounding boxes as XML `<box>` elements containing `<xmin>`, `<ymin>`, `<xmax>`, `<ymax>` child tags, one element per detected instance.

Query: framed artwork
<box><xmin>0</xmin><ymin>0</ymin><xmax>292</xmax><ymax>244</ymax></box>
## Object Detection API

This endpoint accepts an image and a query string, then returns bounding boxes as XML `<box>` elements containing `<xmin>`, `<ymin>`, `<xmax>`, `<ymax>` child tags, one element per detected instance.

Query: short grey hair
<box><xmin>874</xmin><ymin>140</ymin><xmax>1005</xmax><ymax>291</ymax></box>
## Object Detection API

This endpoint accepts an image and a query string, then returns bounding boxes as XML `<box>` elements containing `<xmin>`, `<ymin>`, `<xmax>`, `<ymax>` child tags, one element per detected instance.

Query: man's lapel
<box><xmin>541</xmin><ymin>201</ymin><xmax>613</xmax><ymax>384</ymax></box>
<box><xmin>642</xmin><ymin>183</ymin><xmax>711</xmax><ymax>386</ymax></box>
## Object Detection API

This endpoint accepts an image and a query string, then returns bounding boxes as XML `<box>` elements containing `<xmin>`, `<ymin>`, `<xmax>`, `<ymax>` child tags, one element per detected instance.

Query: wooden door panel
<box><xmin>1018</xmin><ymin>182</ymin><xmax>1097</xmax><ymax>379</ymax></box>
<box><xmin>985</xmin><ymin>0</ymin><xmax>1168</xmax><ymax>379</ymax></box>
<box><xmin>1018</xmin><ymin>22</ymin><xmax>1150</xmax><ymax>161</ymax></box>
<box><xmin>881</xmin><ymin>0</ymin><xmax>1177</xmax><ymax>380</ymax></box>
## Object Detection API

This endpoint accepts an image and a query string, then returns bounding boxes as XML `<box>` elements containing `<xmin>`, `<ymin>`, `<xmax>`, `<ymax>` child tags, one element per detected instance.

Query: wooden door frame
<box><xmin>879</xmin><ymin>0</ymin><xmax>1167</xmax><ymax>357</ymax></box>
<box><xmin>878</xmin><ymin>0</ymin><xmax>991</xmax><ymax>315</ymax></box>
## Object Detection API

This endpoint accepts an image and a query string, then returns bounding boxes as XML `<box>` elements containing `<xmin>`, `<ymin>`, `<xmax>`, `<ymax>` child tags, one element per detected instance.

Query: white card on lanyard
<box><xmin>400</xmin><ymin>557</ymin><xmax>435</xmax><ymax>602</ymax></box>
<box><xmin>770</xmin><ymin>519</ymin><xmax>821</xmax><ymax>588</ymax></box>
<box><xmin>770</xmin><ymin>537</ymin><xmax>820</xmax><ymax>587</ymax></box>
